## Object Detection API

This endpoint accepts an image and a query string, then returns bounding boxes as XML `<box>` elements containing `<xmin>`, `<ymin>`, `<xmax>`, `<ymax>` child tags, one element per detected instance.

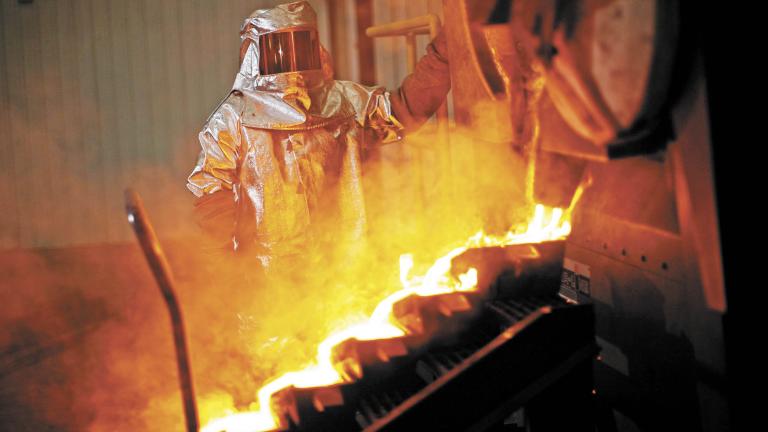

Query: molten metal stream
<box><xmin>201</xmin><ymin>200</ymin><xmax>578</xmax><ymax>432</ymax></box>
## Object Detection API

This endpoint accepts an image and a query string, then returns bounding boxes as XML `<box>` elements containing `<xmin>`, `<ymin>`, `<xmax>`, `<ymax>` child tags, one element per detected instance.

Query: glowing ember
<box><xmin>201</xmin><ymin>203</ymin><xmax>572</xmax><ymax>432</ymax></box>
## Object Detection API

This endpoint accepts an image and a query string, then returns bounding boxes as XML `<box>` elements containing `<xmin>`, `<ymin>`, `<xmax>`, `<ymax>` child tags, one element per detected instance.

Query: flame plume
<box><xmin>200</xmin><ymin>202</ymin><xmax>573</xmax><ymax>432</ymax></box>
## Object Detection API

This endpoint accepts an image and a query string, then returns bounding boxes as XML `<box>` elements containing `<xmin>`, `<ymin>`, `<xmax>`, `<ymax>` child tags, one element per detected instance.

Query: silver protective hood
<box><xmin>246</xmin><ymin>0</ymin><xmax>316</xmax><ymax>35</ymax></box>
<box><xmin>188</xmin><ymin>1</ymin><xmax>405</xmax><ymax>262</ymax></box>
<box><xmin>233</xmin><ymin>1</ymin><xmax>356</xmax><ymax>130</ymax></box>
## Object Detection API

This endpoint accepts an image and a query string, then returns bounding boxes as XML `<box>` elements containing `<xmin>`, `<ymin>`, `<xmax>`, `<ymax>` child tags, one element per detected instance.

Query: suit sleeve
<box><xmin>186</xmin><ymin>99</ymin><xmax>242</xmax><ymax>248</ymax></box>
<box><xmin>390</xmin><ymin>30</ymin><xmax>451</xmax><ymax>133</ymax></box>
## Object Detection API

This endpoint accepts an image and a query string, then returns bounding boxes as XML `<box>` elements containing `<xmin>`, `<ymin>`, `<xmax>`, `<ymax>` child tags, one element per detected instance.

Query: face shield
<box><xmin>258</xmin><ymin>28</ymin><xmax>322</xmax><ymax>75</ymax></box>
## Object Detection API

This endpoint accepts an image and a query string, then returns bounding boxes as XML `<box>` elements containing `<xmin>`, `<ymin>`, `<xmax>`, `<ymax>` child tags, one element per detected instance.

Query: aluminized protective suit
<box><xmin>187</xmin><ymin>1</ymin><xmax>450</xmax><ymax>264</ymax></box>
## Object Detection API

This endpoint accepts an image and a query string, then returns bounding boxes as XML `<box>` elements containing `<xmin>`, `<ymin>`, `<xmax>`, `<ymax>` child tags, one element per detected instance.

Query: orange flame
<box><xmin>200</xmin><ymin>203</ymin><xmax>572</xmax><ymax>432</ymax></box>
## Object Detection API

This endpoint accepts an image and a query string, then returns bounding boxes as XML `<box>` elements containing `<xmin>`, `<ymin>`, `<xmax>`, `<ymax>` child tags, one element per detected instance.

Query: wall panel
<box><xmin>0</xmin><ymin>0</ymin><xmax>19</xmax><ymax>248</ymax></box>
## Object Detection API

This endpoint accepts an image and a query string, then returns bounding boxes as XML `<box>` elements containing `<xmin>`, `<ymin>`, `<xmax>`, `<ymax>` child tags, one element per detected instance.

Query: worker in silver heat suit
<box><xmin>187</xmin><ymin>1</ymin><xmax>449</xmax><ymax>267</ymax></box>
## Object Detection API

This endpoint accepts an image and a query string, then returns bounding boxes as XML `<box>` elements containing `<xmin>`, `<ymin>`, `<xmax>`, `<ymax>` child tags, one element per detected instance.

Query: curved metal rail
<box><xmin>125</xmin><ymin>189</ymin><xmax>199</xmax><ymax>432</ymax></box>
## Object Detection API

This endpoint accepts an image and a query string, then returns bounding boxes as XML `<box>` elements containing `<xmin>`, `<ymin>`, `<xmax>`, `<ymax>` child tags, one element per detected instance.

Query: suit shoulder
<box><xmin>204</xmin><ymin>90</ymin><xmax>246</xmax><ymax>126</ymax></box>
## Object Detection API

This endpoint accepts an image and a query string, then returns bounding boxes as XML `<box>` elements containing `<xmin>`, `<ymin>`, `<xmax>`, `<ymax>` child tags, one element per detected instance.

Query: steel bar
<box><xmin>125</xmin><ymin>189</ymin><xmax>199</xmax><ymax>432</ymax></box>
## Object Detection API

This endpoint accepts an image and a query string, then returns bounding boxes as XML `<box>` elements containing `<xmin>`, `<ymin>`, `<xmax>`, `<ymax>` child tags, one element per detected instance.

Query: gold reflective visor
<box><xmin>258</xmin><ymin>29</ymin><xmax>321</xmax><ymax>75</ymax></box>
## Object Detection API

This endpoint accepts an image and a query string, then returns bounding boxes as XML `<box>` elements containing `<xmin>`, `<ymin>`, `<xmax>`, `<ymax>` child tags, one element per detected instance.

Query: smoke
<box><xmin>0</xmin><ymin>59</ymin><xmax>202</xmax><ymax>431</ymax></box>
<box><xmin>182</xmin><ymin>115</ymin><xmax>534</xmax><ymax>427</ymax></box>
<box><xmin>0</xmin><ymin>66</ymin><xmax>534</xmax><ymax>432</ymax></box>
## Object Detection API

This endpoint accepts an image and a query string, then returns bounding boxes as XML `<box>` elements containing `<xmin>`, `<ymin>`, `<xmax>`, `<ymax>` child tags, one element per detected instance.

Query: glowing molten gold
<box><xmin>201</xmin><ymin>204</ymin><xmax>571</xmax><ymax>432</ymax></box>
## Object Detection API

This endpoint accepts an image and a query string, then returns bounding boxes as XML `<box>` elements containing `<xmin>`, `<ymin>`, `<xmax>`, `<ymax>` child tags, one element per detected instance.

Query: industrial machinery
<box><xmin>439</xmin><ymin>0</ymin><xmax>730</xmax><ymax>430</ymax></box>
<box><xmin>127</xmin><ymin>193</ymin><xmax>598</xmax><ymax>431</ymax></box>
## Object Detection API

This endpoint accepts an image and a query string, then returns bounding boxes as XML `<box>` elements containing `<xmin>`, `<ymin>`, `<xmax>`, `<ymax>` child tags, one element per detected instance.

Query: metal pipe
<box><xmin>125</xmin><ymin>189</ymin><xmax>199</xmax><ymax>432</ymax></box>
<box><xmin>364</xmin><ymin>15</ymin><xmax>437</xmax><ymax>38</ymax></box>
<box><xmin>405</xmin><ymin>32</ymin><xmax>417</xmax><ymax>73</ymax></box>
